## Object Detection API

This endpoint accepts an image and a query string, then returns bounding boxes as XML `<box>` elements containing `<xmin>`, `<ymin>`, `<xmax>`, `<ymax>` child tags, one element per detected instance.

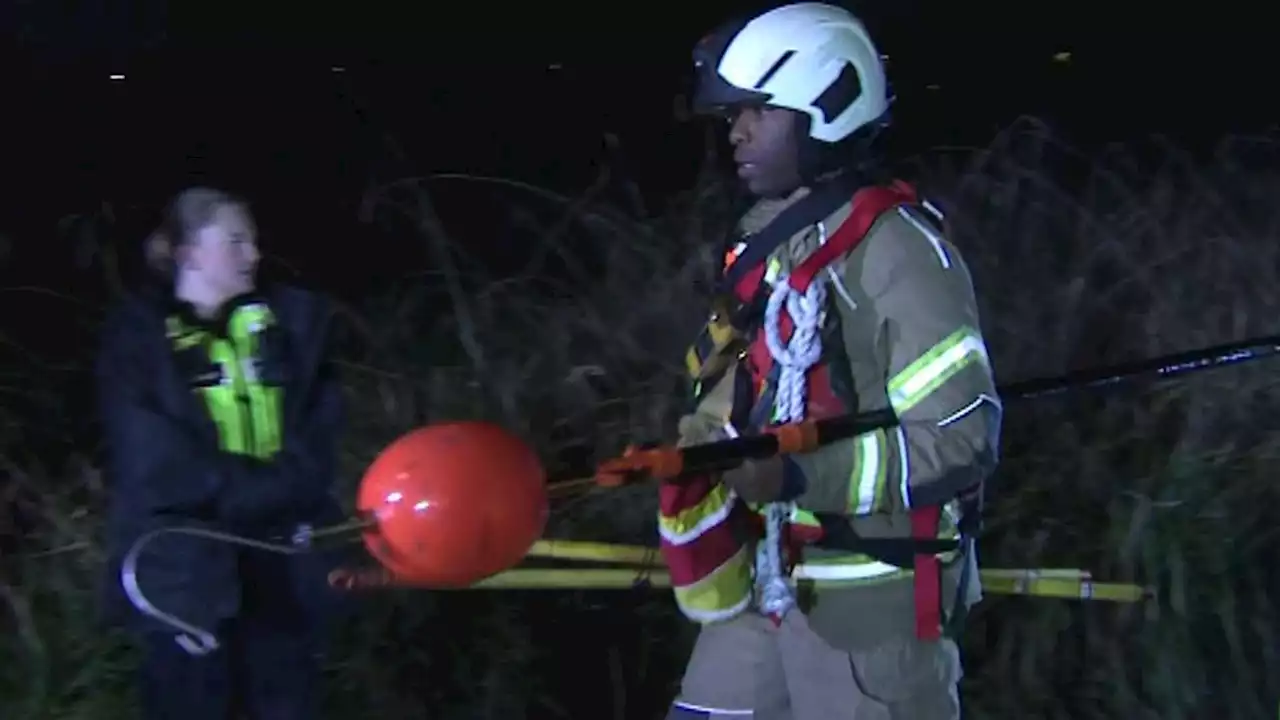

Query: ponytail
<box><xmin>144</xmin><ymin>228</ymin><xmax>176</xmax><ymax>281</ymax></box>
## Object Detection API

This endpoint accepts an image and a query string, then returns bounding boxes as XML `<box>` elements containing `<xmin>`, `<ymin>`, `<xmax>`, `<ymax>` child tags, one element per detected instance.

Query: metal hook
<box><xmin>119</xmin><ymin>525</ymin><xmax>311</xmax><ymax>655</ymax></box>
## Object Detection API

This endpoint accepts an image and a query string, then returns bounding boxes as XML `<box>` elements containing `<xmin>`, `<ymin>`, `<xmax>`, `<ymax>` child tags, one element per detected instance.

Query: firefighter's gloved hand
<box><xmin>722</xmin><ymin>456</ymin><xmax>785</xmax><ymax>504</ymax></box>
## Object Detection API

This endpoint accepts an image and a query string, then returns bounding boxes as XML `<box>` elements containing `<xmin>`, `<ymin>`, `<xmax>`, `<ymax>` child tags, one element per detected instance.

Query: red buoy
<box><xmin>356</xmin><ymin>421</ymin><xmax>549</xmax><ymax>587</ymax></box>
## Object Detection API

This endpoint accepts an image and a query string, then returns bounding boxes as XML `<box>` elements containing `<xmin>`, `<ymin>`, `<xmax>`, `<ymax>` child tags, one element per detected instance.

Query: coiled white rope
<box><xmin>763</xmin><ymin>276</ymin><xmax>827</xmax><ymax>424</ymax></box>
<box><xmin>755</xmin><ymin>271</ymin><xmax>827</xmax><ymax>620</ymax></box>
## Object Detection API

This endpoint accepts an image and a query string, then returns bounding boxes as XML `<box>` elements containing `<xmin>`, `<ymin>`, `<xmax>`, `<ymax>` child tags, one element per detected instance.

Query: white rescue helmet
<box><xmin>692</xmin><ymin>3</ymin><xmax>889</xmax><ymax>144</ymax></box>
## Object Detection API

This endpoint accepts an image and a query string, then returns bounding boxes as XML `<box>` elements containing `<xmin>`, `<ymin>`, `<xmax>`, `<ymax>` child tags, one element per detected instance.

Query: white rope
<box><xmin>763</xmin><ymin>276</ymin><xmax>826</xmax><ymax>424</ymax></box>
<box><xmin>754</xmin><ymin>270</ymin><xmax>826</xmax><ymax>621</ymax></box>
<box><xmin>756</xmin><ymin>501</ymin><xmax>795</xmax><ymax>619</ymax></box>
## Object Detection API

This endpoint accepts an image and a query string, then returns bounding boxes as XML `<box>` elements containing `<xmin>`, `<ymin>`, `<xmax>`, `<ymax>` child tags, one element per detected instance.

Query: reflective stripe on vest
<box><xmin>758</xmin><ymin>503</ymin><xmax>960</xmax><ymax>579</ymax></box>
<box><xmin>849</xmin><ymin>427</ymin><xmax>891</xmax><ymax>516</ymax></box>
<box><xmin>658</xmin><ymin>477</ymin><xmax>754</xmax><ymax>623</ymax></box>
<box><xmin>659</xmin><ymin>487</ymin><xmax>962</xmax><ymax>624</ymax></box>
<box><xmin>888</xmin><ymin>325</ymin><xmax>991</xmax><ymax>415</ymax></box>
<box><xmin>791</xmin><ymin>535</ymin><xmax>960</xmax><ymax>584</ymax></box>
<box><xmin>671</xmin><ymin>546</ymin><xmax>754</xmax><ymax>623</ymax></box>
<box><xmin>658</xmin><ymin>480</ymin><xmax>737</xmax><ymax>545</ymax></box>
<box><xmin>879</xmin><ymin>326</ymin><xmax>993</xmax><ymax>513</ymax></box>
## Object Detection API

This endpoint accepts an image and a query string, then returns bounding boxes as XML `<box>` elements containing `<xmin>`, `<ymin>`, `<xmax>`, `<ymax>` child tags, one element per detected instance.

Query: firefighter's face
<box><xmin>183</xmin><ymin>203</ymin><xmax>260</xmax><ymax>300</ymax></box>
<box><xmin>729</xmin><ymin>105</ymin><xmax>803</xmax><ymax>199</ymax></box>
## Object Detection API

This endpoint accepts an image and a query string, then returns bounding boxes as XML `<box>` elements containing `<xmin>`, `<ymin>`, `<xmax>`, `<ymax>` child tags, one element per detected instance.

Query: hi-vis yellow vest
<box><xmin>166</xmin><ymin>302</ymin><xmax>284</xmax><ymax>460</ymax></box>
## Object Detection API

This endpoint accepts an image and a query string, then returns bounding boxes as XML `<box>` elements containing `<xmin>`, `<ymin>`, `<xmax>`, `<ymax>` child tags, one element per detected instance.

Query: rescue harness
<box><xmin>686</xmin><ymin>176</ymin><xmax>978</xmax><ymax>640</ymax></box>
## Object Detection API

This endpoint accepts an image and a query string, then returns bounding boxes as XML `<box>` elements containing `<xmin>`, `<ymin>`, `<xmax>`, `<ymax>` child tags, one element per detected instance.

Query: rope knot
<box><xmin>763</xmin><ymin>274</ymin><xmax>827</xmax><ymax>425</ymax></box>
<box><xmin>754</xmin><ymin>270</ymin><xmax>827</xmax><ymax>623</ymax></box>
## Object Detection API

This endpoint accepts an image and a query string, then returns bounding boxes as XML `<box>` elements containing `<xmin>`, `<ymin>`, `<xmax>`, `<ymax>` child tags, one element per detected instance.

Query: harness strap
<box><xmin>723</xmin><ymin>179</ymin><xmax>966</xmax><ymax>641</ymax></box>
<box><xmin>810</xmin><ymin>507</ymin><xmax>959</xmax><ymax>642</ymax></box>
<box><xmin>910</xmin><ymin>505</ymin><xmax>944</xmax><ymax>641</ymax></box>
<box><xmin>788</xmin><ymin>180</ymin><xmax>919</xmax><ymax>293</ymax></box>
<box><xmin>796</xmin><ymin>179</ymin><xmax>945</xmax><ymax>641</ymax></box>
<box><xmin>739</xmin><ymin>180</ymin><xmax>920</xmax><ymax>426</ymax></box>
<box><xmin>721</xmin><ymin>174</ymin><xmax>861</xmax><ymax>291</ymax></box>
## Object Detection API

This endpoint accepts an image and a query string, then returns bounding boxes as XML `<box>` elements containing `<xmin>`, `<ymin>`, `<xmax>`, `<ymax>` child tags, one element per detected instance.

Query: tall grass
<box><xmin>4</xmin><ymin>117</ymin><xmax>1280</xmax><ymax>718</ymax></box>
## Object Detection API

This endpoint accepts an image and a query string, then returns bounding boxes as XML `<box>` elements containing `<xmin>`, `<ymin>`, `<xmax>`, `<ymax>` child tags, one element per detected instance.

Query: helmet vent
<box><xmin>753</xmin><ymin>50</ymin><xmax>796</xmax><ymax>90</ymax></box>
<box><xmin>813</xmin><ymin>61</ymin><xmax>862</xmax><ymax>124</ymax></box>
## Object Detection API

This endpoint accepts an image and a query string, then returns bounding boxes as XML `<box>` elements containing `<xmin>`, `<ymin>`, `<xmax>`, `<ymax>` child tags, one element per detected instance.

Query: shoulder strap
<box><xmin>718</xmin><ymin>179</ymin><xmax>920</xmax><ymax>337</ymax></box>
<box><xmin>719</xmin><ymin>174</ymin><xmax>861</xmax><ymax>292</ymax></box>
<box><xmin>788</xmin><ymin>180</ymin><xmax>919</xmax><ymax>293</ymax></box>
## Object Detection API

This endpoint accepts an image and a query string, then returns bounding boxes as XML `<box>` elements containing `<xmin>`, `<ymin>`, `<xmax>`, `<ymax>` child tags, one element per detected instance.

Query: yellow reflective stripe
<box><xmin>848</xmin><ymin>428</ymin><xmax>889</xmax><ymax>515</ymax></box>
<box><xmin>788</xmin><ymin>506</ymin><xmax>821</xmax><ymax>528</ymax></box>
<box><xmin>229</xmin><ymin>303</ymin><xmax>272</xmax><ymax>335</ymax></box>
<box><xmin>767</xmin><ymin>505</ymin><xmax>959</xmax><ymax>536</ymax></box>
<box><xmin>765</xmin><ymin>256</ymin><xmax>783</xmax><ymax>286</ymax></box>
<box><xmin>201</xmin><ymin>391</ymin><xmax>245</xmax><ymax>453</ymax></box>
<box><xmin>790</xmin><ymin>519</ymin><xmax>960</xmax><ymax>575</ymax></box>
<box><xmin>658</xmin><ymin>483</ymin><xmax>738</xmax><ymax>546</ymax></box>
<box><xmin>167</xmin><ymin>318</ymin><xmax>205</xmax><ymax>351</ymax></box>
<box><xmin>267</xmin><ymin>387</ymin><xmax>283</xmax><ymax>456</ymax></box>
<box><xmin>228</xmin><ymin>304</ymin><xmax>282</xmax><ymax>460</ymax></box>
<box><xmin>796</xmin><ymin>549</ymin><xmax>959</xmax><ymax>582</ymax></box>
<box><xmin>707</xmin><ymin>318</ymin><xmax>736</xmax><ymax>349</ymax></box>
<box><xmin>684</xmin><ymin>349</ymin><xmax>702</xmax><ymax>380</ymax></box>
<box><xmin>174</xmin><ymin>303</ymin><xmax>286</xmax><ymax>461</ymax></box>
<box><xmin>752</xmin><ymin>504</ymin><xmax>822</xmax><ymax>528</ymax></box>
<box><xmin>200</xmin><ymin>339</ymin><xmax>250</xmax><ymax>454</ymax></box>
<box><xmin>792</xmin><ymin>561</ymin><xmax>906</xmax><ymax>582</ymax></box>
<box><xmin>672</xmin><ymin>546</ymin><xmax>754</xmax><ymax>623</ymax></box>
<box><xmin>685</xmin><ymin>316</ymin><xmax>737</xmax><ymax>380</ymax></box>
<box><xmin>887</xmin><ymin>326</ymin><xmax>990</xmax><ymax>413</ymax></box>
<box><xmin>246</xmin><ymin>385</ymin><xmax>283</xmax><ymax>458</ymax></box>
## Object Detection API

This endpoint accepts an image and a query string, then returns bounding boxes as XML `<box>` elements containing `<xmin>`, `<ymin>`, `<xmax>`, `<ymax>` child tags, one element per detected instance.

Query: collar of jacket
<box><xmin>738</xmin><ymin>186</ymin><xmax>812</xmax><ymax>237</ymax></box>
<box><xmin>167</xmin><ymin>292</ymin><xmax>269</xmax><ymax>338</ymax></box>
<box><xmin>108</xmin><ymin>281</ymin><xmax>332</xmax><ymax>398</ymax></box>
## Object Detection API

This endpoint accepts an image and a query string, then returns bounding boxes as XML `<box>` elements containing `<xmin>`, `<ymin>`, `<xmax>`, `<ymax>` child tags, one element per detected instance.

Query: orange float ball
<box><xmin>356</xmin><ymin>421</ymin><xmax>549</xmax><ymax>588</ymax></box>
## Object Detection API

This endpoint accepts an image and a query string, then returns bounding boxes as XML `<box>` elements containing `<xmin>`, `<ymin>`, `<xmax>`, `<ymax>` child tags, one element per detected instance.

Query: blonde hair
<box><xmin>146</xmin><ymin>187</ymin><xmax>248</xmax><ymax>280</ymax></box>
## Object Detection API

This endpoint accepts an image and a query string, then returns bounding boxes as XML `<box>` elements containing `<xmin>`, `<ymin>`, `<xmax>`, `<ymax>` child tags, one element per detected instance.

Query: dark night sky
<box><xmin>0</xmin><ymin>2</ymin><xmax>1274</xmax><ymax>295</ymax></box>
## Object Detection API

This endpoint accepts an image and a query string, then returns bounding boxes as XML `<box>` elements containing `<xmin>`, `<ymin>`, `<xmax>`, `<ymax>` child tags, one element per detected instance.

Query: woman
<box><xmin>96</xmin><ymin>187</ymin><xmax>346</xmax><ymax>720</ymax></box>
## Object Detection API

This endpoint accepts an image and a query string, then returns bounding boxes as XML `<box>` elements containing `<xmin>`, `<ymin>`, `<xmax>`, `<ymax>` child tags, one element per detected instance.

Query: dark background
<box><xmin>0</xmin><ymin>1</ymin><xmax>1273</xmax><ymax>289</ymax></box>
<box><xmin>0</xmin><ymin>1</ymin><xmax>1275</xmax><ymax>423</ymax></box>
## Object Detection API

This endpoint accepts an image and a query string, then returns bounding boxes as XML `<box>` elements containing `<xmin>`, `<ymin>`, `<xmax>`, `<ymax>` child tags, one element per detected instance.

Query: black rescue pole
<box><xmin>566</xmin><ymin>334</ymin><xmax>1280</xmax><ymax>488</ymax></box>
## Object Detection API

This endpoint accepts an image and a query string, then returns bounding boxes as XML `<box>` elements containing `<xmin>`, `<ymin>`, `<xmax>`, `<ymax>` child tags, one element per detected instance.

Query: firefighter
<box><xmin>661</xmin><ymin>4</ymin><xmax>1002</xmax><ymax>718</ymax></box>
<box><xmin>96</xmin><ymin>187</ymin><xmax>346</xmax><ymax>720</ymax></box>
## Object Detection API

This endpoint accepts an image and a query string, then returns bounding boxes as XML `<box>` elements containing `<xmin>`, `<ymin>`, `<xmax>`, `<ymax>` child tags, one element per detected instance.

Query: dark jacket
<box><xmin>96</xmin><ymin>281</ymin><xmax>347</xmax><ymax>637</ymax></box>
